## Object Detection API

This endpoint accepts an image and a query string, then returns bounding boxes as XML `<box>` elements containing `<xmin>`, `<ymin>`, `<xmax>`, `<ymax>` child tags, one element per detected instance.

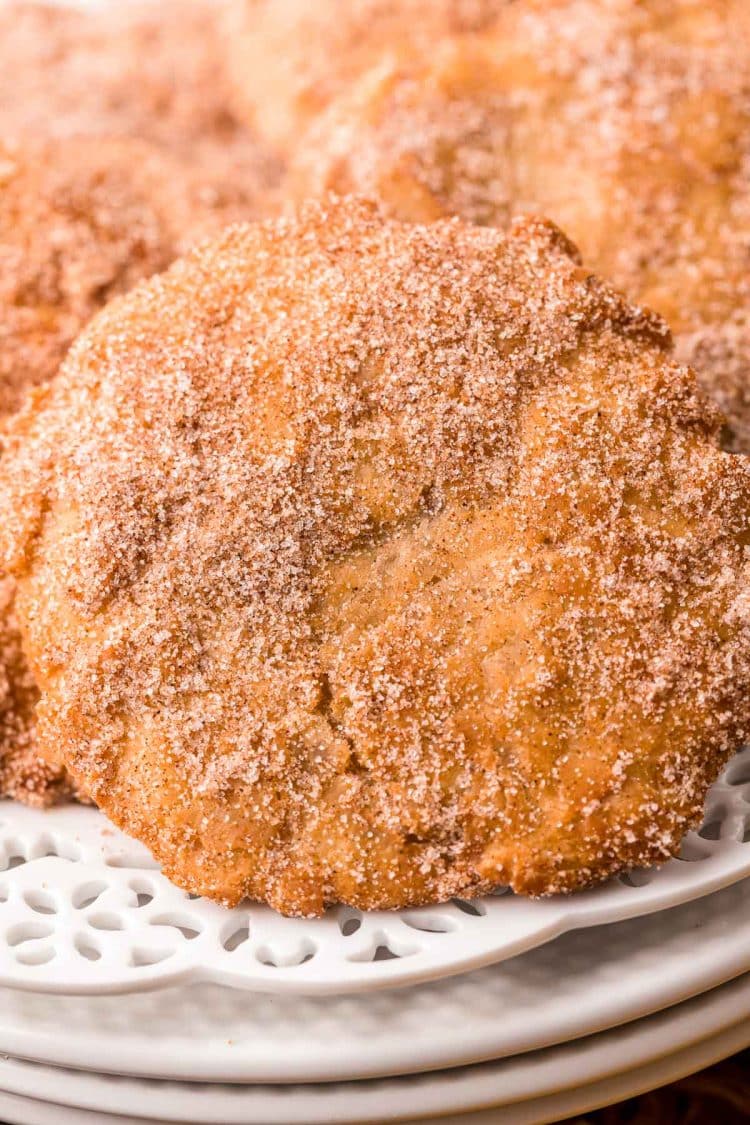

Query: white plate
<box><xmin>1</xmin><ymin>747</ymin><xmax>749</xmax><ymax>997</ymax></box>
<box><xmin>0</xmin><ymin>970</ymin><xmax>747</xmax><ymax>1123</ymax></box>
<box><xmin>0</xmin><ymin>1017</ymin><xmax>748</xmax><ymax>1125</ymax></box>
<box><xmin>0</xmin><ymin>876</ymin><xmax>748</xmax><ymax>1084</ymax></box>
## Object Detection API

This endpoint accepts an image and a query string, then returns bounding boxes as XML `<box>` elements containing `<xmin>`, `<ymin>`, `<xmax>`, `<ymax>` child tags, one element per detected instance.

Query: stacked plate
<box><xmin>0</xmin><ymin>750</ymin><xmax>747</xmax><ymax>1123</ymax></box>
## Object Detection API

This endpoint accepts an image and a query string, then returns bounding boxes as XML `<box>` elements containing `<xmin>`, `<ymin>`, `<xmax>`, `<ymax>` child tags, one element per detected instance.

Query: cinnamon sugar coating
<box><xmin>0</xmin><ymin>135</ymin><xmax>254</xmax><ymax>417</ymax></box>
<box><xmin>224</xmin><ymin>0</ymin><xmax>508</xmax><ymax>151</ymax></box>
<box><xmin>3</xmin><ymin>198</ymin><xmax>750</xmax><ymax>914</ymax></box>
<box><xmin>0</xmin><ymin>134</ymin><xmax>260</xmax><ymax>806</ymax></box>
<box><xmin>288</xmin><ymin>0</ymin><xmax>750</xmax><ymax>450</ymax></box>
<box><xmin>0</xmin><ymin>0</ymin><xmax>280</xmax><ymax>210</ymax></box>
<box><xmin>0</xmin><ymin>578</ymin><xmax>79</xmax><ymax>806</ymax></box>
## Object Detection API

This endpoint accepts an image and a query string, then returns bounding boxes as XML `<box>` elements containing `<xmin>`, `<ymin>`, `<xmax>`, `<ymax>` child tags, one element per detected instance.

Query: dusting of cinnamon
<box><xmin>285</xmin><ymin>0</ymin><xmax>750</xmax><ymax>450</ymax></box>
<box><xmin>0</xmin><ymin>0</ymin><xmax>281</xmax><ymax>210</ymax></box>
<box><xmin>224</xmin><ymin>0</ymin><xmax>506</xmax><ymax>151</ymax></box>
<box><xmin>0</xmin><ymin>578</ymin><xmax>79</xmax><ymax>806</ymax></box>
<box><xmin>3</xmin><ymin>198</ymin><xmax>750</xmax><ymax>914</ymax></box>
<box><xmin>0</xmin><ymin>133</ymin><xmax>265</xmax><ymax>804</ymax></box>
<box><xmin>0</xmin><ymin>0</ymin><xmax>283</xmax><ymax>804</ymax></box>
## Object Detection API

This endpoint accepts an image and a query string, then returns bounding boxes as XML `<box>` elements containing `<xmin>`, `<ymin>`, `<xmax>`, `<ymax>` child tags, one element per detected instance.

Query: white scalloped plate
<box><xmin>0</xmin><ymin>876</ymin><xmax>747</xmax><ymax>1084</ymax></box>
<box><xmin>0</xmin><ymin>747</ymin><xmax>748</xmax><ymax>996</ymax></box>
<box><xmin>0</xmin><ymin>971</ymin><xmax>747</xmax><ymax>1123</ymax></box>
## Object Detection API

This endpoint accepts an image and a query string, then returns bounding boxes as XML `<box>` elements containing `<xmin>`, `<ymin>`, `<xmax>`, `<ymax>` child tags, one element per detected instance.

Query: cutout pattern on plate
<box><xmin>0</xmin><ymin>748</ymin><xmax>748</xmax><ymax>995</ymax></box>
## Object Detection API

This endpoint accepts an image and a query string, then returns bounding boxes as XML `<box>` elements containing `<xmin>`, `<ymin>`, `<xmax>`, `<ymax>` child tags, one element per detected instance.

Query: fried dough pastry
<box><xmin>3</xmin><ymin>198</ymin><xmax>750</xmax><ymax>913</ymax></box>
<box><xmin>0</xmin><ymin>0</ymin><xmax>280</xmax><ymax>209</ymax></box>
<box><xmin>225</xmin><ymin>0</ymin><xmax>508</xmax><ymax>152</ymax></box>
<box><xmin>0</xmin><ymin>135</ymin><xmax>247</xmax><ymax>417</ymax></box>
<box><xmin>0</xmin><ymin>133</ymin><xmax>259</xmax><ymax>806</ymax></box>
<box><xmin>289</xmin><ymin>0</ymin><xmax>750</xmax><ymax>450</ymax></box>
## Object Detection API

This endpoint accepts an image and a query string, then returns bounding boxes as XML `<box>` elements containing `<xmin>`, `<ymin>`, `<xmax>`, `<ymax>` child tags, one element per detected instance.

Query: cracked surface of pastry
<box><xmin>3</xmin><ymin>198</ymin><xmax>750</xmax><ymax>913</ymax></box>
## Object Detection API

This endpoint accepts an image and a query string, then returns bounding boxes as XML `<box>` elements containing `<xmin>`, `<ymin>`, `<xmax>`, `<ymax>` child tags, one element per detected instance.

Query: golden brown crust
<box><xmin>0</xmin><ymin>133</ymin><xmax>266</xmax><ymax>805</ymax></box>
<box><xmin>3</xmin><ymin>198</ymin><xmax>750</xmax><ymax>913</ymax></box>
<box><xmin>288</xmin><ymin>0</ymin><xmax>750</xmax><ymax>450</ymax></box>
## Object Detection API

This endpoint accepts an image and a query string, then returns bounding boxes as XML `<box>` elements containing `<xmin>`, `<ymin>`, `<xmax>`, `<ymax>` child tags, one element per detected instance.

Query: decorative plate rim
<box><xmin>0</xmin><ymin>747</ymin><xmax>747</xmax><ymax>996</ymax></box>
